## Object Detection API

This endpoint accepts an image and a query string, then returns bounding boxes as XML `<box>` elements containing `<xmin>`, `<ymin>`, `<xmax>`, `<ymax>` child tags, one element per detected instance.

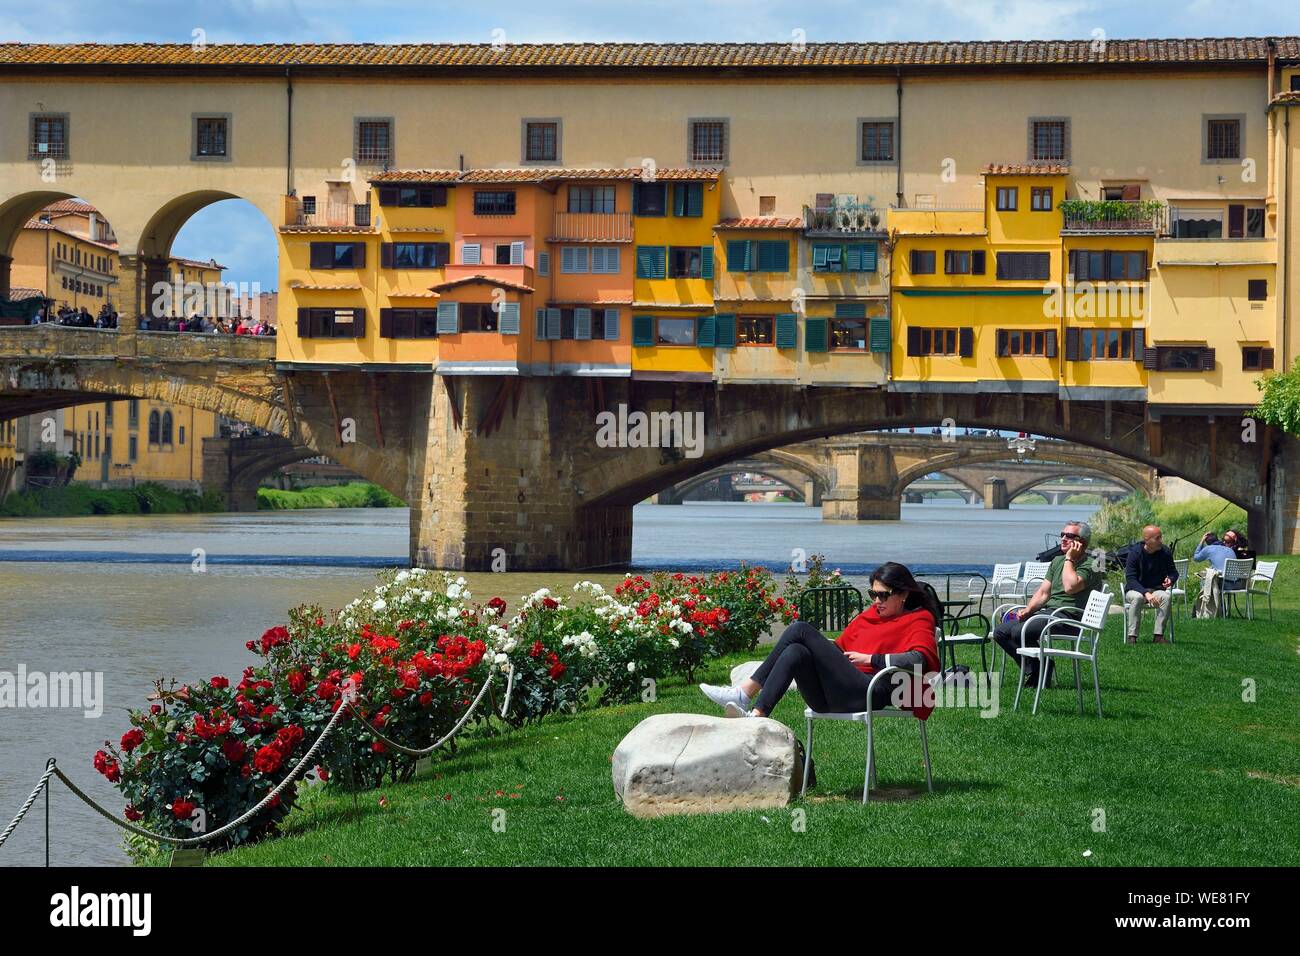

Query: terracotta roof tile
<box><xmin>715</xmin><ymin>217</ymin><xmax>803</xmax><ymax>229</ymax></box>
<box><xmin>279</xmin><ymin>225</ymin><xmax>375</xmax><ymax>234</ymax></box>
<box><xmin>1</xmin><ymin>39</ymin><xmax>1296</xmax><ymax>71</ymax></box>
<box><xmin>1269</xmin><ymin>90</ymin><xmax>1300</xmax><ymax>107</ymax></box>
<box><xmin>7</xmin><ymin>287</ymin><xmax>47</xmax><ymax>301</ymax></box>
<box><xmin>982</xmin><ymin>163</ymin><xmax>1070</xmax><ymax>176</ymax></box>
<box><xmin>369</xmin><ymin>170</ymin><xmax>463</xmax><ymax>183</ymax></box>
<box><xmin>287</xmin><ymin>281</ymin><xmax>363</xmax><ymax>291</ymax></box>
<box><xmin>384</xmin><ymin>289</ymin><xmax>441</xmax><ymax>298</ymax></box>
<box><xmin>42</xmin><ymin>199</ymin><xmax>98</xmax><ymax>214</ymax></box>
<box><xmin>457</xmin><ymin>167</ymin><xmax>719</xmax><ymax>183</ymax></box>
<box><xmin>23</xmin><ymin>218</ymin><xmax>120</xmax><ymax>251</ymax></box>
<box><xmin>429</xmin><ymin>275</ymin><xmax>535</xmax><ymax>294</ymax></box>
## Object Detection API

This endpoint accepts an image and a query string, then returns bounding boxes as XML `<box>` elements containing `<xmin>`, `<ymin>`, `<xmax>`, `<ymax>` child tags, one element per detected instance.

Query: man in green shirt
<box><xmin>992</xmin><ymin>520</ymin><xmax>1101</xmax><ymax>687</ymax></box>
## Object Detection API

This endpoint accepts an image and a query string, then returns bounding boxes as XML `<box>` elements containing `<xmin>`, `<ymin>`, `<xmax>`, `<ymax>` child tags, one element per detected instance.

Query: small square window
<box><xmin>1206</xmin><ymin>117</ymin><xmax>1241</xmax><ymax>161</ymax></box>
<box><xmin>859</xmin><ymin>119</ymin><xmax>897</xmax><ymax>164</ymax></box>
<box><xmin>1031</xmin><ymin>187</ymin><xmax>1053</xmax><ymax>211</ymax></box>
<box><xmin>996</xmin><ymin>187</ymin><xmax>1018</xmax><ymax>211</ymax></box>
<box><xmin>759</xmin><ymin>196</ymin><xmax>776</xmax><ymax>216</ymax></box>
<box><xmin>689</xmin><ymin>119</ymin><xmax>728</xmax><ymax>166</ymax></box>
<box><xmin>355</xmin><ymin>118</ymin><xmax>394</xmax><ymax>167</ymax></box>
<box><xmin>30</xmin><ymin>113</ymin><xmax>69</xmax><ymax>160</ymax></box>
<box><xmin>910</xmin><ymin>250</ymin><xmax>936</xmax><ymax>275</ymax></box>
<box><xmin>1029</xmin><ymin>118</ymin><xmax>1069</xmax><ymax>162</ymax></box>
<box><xmin>522</xmin><ymin>119</ymin><xmax>560</xmax><ymax>164</ymax></box>
<box><xmin>1248</xmin><ymin>279</ymin><xmax>1268</xmax><ymax>301</ymax></box>
<box><xmin>194</xmin><ymin>115</ymin><xmax>229</xmax><ymax>159</ymax></box>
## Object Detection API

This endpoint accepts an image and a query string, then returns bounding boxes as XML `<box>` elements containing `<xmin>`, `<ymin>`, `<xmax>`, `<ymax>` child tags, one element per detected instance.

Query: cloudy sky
<box><xmin>5</xmin><ymin>0</ymin><xmax>1295</xmax><ymax>290</ymax></box>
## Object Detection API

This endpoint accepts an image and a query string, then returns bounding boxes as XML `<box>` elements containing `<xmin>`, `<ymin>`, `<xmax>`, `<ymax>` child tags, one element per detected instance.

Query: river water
<box><xmin>0</xmin><ymin>500</ymin><xmax>1094</xmax><ymax>866</ymax></box>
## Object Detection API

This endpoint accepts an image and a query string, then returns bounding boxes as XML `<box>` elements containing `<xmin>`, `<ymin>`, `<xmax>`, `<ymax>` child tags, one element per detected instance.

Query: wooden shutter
<box><xmin>430</xmin><ymin>185</ymin><xmax>448</xmax><ymax>207</ymax></box>
<box><xmin>545</xmin><ymin>308</ymin><xmax>561</xmax><ymax>340</ymax></box>
<box><xmin>868</xmin><ymin>316</ymin><xmax>890</xmax><ymax>353</ymax></box>
<box><xmin>296</xmin><ymin>307</ymin><xmax>310</xmax><ymax>337</ymax></box>
<box><xmin>862</xmin><ymin>243</ymin><xmax>879</xmax><ymax>272</ymax></box>
<box><xmin>958</xmin><ymin>327</ymin><xmax>974</xmax><ymax>358</ymax></box>
<box><xmin>688</xmin><ymin>182</ymin><xmax>704</xmax><ymax>217</ymax></box>
<box><xmin>943</xmin><ymin>250</ymin><xmax>958</xmax><ymax>275</ymax></box>
<box><xmin>812</xmin><ymin>244</ymin><xmax>830</xmax><ymax>270</ymax></box>
<box><xmin>805</xmin><ymin>317</ymin><xmax>829</xmax><ymax>353</ymax></box>
<box><xmin>510</xmin><ymin>241</ymin><xmax>525</xmax><ymax>266</ymax></box>
<box><xmin>699</xmin><ymin>246</ymin><xmax>714</xmax><ymax>280</ymax></box>
<box><xmin>971</xmin><ymin>250</ymin><xmax>986</xmax><ymax>275</ymax></box>
<box><xmin>561</xmin><ymin>247</ymin><xmax>575</xmax><ymax>273</ymax></box>
<box><xmin>1064</xmin><ymin>327</ymin><xmax>1080</xmax><ymax>361</ymax></box>
<box><xmin>352</xmin><ymin>309</ymin><xmax>366</xmax><ymax>338</ymax></box>
<box><xmin>1132</xmin><ymin>328</ymin><xmax>1145</xmax><ymax>360</ymax></box>
<box><xmin>672</xmin><ymin>183</ymin><xmax>688</xmax><ymax>217</ymax></box>
<box><xmin>775</xmin><ymin>313</ymin><xmax>797</xmax><ymax>349</ymax></box>
<box><xmin>727</xmin><ymin>239</ymin><xmax>750</xmax><ymax>272</ymax></box>
<box><xmin>462</xmin><ymin>243</ymin><xmax>480</xmax><ymax>265</ymax></box>
<box><xmin>1261</xmin><ymin>347</ymin><xmax>1275</xmax><ymax>370</ymax></box>
<box><xmin>574</xmin><ymin>307</ymin><xmax>592</xmax><ymax>340</ymax></box>
<box><xmin>499</xmin><ymin>302</ymin><xmax>521</xmax><ymax>335</ymax></box>
<box><xmin>1120</xmin><ymin>183</ymin><xmax>1140</xmax><ymax>201</ymax></box>
<box><xmin>380</xmin><ymin>243</ymin><xmax>394</xmax><ymax>269</ymax></box>
<box><xmin>1045</xmin><ymin>329</ymin><xmax>1058</xmax><ymax>358</ymax></box>
<box><xmin>377</xmin><ymin>186</ymin><xmax>398</xmax><ymax>207</ymax></box>
<box><xmin>834</xmin><ymin>302</ymin><xmax>866</xmax><ymax>319</ymax></box>
<box><xmin>309</xmin><ymin>244</ymin><xmax>331</xmax><ymax>270</ymax></box>
<box><xmin>1228</xmin><ymin>204</ymin><xmax>1245</xmax><ymax>239</ymax></box>
<box><xmin>906</xmin><ymin>326</ymin><xmax>922</xmax><ymax>356</ymax></box>
<box><xmin>603</xmin><ymin>309</ymin><xmax>620</xmax><ymax>341</ymax></box>
<box><xmin>636</xmin><ymin>246</ymin><xmax>665</xmax><ymax>279</ymax></box>
<box><xmin>847</xmin><ymin>244</ymin><xmax>865</xmax><ymax>272</ymax></box>
<box><xmin>996</xmin><ymin>329</ymin><xmax>1010</xmax><ymax>357</ymax></box>
<box><xmin>351</xmin><ymin>243</ymin><xmax>366</xmax><ymax>268</ymax></box>
<box><xmin>695</xmin><ymin>313</ymin><xmax>717</xmax><ymax>347</ymax></box>
<box><xmin>537</xmin><ymin>251</ymin><xmax>549</xmax><ymax>276</ymax></box>
<box><xmin>759</xmin><ymin>240</ymin><xmax>789</xmax><ymax>272</ymax></box>
<box><xmin>632</xmin><ymin>314</ymin><xmax>655</xmax><ymax>346</ymax></box>
<box><xmin>1200</xmin><ymin>347</ymin><xmax>1216</xmax><ymax>370</ymax></box>
<box><xmin>535</xmin><ymin>308</ymin><xmax>547</xmax><ymax>340</ymax></box>
<box><xmin>1143</xmin><ymin>346</ymin><xmax>1159</xmax><ymax>370</ymax></box>
<box><xmin>714</xmin><ymin>313</ymin><xmax>736</xmax><ymax>349</ymax></box>
<box><xmin>380</xmin><ymin>308</ymin><xmax>393</xmax><ymax>338</ymax></box>
<box><xmin>436</xmin><ymin>302</ymin><xmax>459</xmax><ymax>334</ymax></box>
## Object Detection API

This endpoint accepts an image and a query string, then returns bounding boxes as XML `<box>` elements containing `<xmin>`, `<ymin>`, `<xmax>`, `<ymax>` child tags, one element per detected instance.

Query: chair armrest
<box><xmin>866</xmin><ymin>665</ymin><xmax>905</xmax><ymax>704</ymax></box>
<box><xmin>1039</xmin><ymin>617</ymin><xmax>1090</xmax><ymax>648</ymax></box>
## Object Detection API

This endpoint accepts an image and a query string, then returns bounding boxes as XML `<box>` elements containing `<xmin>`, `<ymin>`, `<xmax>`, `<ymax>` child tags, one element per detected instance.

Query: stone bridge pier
<box><xmin>201</xmin><ymin>434</ymin><xmax>318</xmax><ymax>511</ymax></box>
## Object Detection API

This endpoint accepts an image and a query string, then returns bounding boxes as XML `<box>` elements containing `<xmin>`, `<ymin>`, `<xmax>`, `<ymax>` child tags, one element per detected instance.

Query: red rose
<box><xmin>124</xmin><ymin>804</ymin><xmax>142</xmax><ymax>822</ymax></box>
<box><xmin>209</xmin><ymin>676</ymin><xmax>229</xmax><ymax>689</ymax></box>
<box><xmin>529</xmin><ymin>641</ymin><xmax>544</xmax><ymax>659</ymax></box>
<box><xmin>222</xmin><ymin>739</ymin><xmax>246</xmax><ymax>763</ymax></box>
<box><xmin>348</xmin><ymin>643</ymin><xmax>362</xmax><ymax>660</ymax></box>
<box><xmin>259</xmin><ymin>626</ymin><xmax>290</xmax><ymax>654</ymax></box>
<box><xmin>171</xmin><ymin>798</ymin><xmax>196</xmax><ymax>821</ymax></box>
<box><xmin>542</xmin><ymin>597</ymin><xmax>559</xmax><ymax>610</ymax></box>
<box><xmin>548</xmin><ymin>661</ymin><xmax>567</xmax><ymax>680</ymax></box>
<box><xmin>372</xmin><ymin>741</ymin><xmax>386</xmax><ymax>753</ymax></box>
<box><xmin>317</xmin><ymin>680</ymin><xmax>339</xmax><ymax>701</ymax></box>
<box><xmin>259</xmin><ymin>704</ymin><xmax>278</xmax><ymax>721</ymax></box>
<box><xmin>274</xmin><ymin>725</ymin><xmax>304</xmax><ymax>754</ymax></box>
<box><xmin>120</xmin><ymin>728</ymin><xmax>144</xmax><ymax>752</ymax></box>
<box><xmin>253</xmin><ymin>744</ymin><xmax>283</xmax><ymax>775</ymax></box>
<box><xmin>315</xmin><ymin>766</ymin><xmax>329</xmax><ymax>782</ymax></box>
<box><xmin>314</xmin><ymin>617</ymin><xmax>324</xmax><ymax>627</ymax></box>
<box><xmin>419</xmin><ymin>692</ymin><xmax>433</xmax><ymax>708</ymax></box>
<box><xmin>287</xmin><ymin>670</ymin><xmax>307</xmax><ymax>695</ymax></box>
<box><xmin>486</xmin><ymin>597</ymin><xmax>507</xmax><ymax>615</ymax></box>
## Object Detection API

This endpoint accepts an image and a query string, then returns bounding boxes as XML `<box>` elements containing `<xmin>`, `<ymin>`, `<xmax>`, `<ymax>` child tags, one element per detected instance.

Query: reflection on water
<box><xmin>0</xmin><ymin>499</ymin><xmax>1092</xmax><ymax>866</ymax></box>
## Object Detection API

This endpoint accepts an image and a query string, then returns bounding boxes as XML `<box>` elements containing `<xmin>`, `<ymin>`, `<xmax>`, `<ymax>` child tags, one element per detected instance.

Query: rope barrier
<box><xmin>0</xmin><ymin>664</ymin><xmax>508</xmax><ymax>854</ymax></box>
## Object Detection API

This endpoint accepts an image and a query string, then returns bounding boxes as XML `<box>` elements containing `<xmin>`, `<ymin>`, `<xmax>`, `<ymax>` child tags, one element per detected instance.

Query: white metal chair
<box><xmin>1247</xmin><ymin>561</ymin><xmax>1277</xmax><ymax>621</ymax></box>
<box><xmin>1170</xmin><ymin>559</ymin><xmax>1190</xmax><ymax>618</ymax></box>
<box><xmin>1220</xmin><ymin>558</ymin><xmax>1256</xmax><ymax>619</ymax></box>
<box><xmin>989</xmin><ymin>600</ymin><xmax>1086</xmax><ymax>681</ymax></box>
<box><xmin>800</xmin><ymin>628</ymin><xmax>939</xmax><ymax>804</ymax></box>
<box><xmin>989</xmin><ymin>563</ymin><xmax>1022</xmax><ymax>610</ymax></box>
<box><xmin>1020</xmin><ymin>560</ymin><xmax>1053</xmax><ymax>599</ymax></box>
<box><xmin>1014</xmin><ymin>590</ymin><xmax>1112</xmax><ymax>717</ymax></box>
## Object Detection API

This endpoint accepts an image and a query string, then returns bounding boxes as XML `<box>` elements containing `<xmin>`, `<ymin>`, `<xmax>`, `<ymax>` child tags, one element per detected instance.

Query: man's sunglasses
<box><xmin>868</xmin><ymin>588</ymin><xmax>897</xmax><ymax>602</ymax></box>
<box><xmin>1060</xmin><ymin>532</ymin><xmax>1084</xmax><ymax>542</ymax></box>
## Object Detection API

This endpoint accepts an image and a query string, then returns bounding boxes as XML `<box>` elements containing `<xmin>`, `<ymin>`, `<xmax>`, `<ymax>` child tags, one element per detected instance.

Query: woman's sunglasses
<box><xmin>868</xmin><ymin>588</ymin><xmax>897</xmax><ymax>602</ymax></box>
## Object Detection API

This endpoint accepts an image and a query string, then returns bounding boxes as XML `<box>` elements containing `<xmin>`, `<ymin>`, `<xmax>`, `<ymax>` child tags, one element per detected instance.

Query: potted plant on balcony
<box><xmin>869</xmin><ymin>209</ymin><xmax>881</xmax><ymax>230</ymax></box>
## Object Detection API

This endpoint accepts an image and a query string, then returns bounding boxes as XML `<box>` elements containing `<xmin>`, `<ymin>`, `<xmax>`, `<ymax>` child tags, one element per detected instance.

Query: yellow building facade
<box><xmin>64</xmin><ymin>399</ymin><xmax>215</xmax><ymax>487</ymax></box>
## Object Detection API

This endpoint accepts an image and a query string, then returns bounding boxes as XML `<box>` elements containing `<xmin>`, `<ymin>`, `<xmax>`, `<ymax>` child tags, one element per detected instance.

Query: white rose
<box><xmin>669</xmin><ymin>638</ymin><xmax>680</xmax><ymax>649</ymax></box>
<box><xmin>494</xmin><ymin>653</ymin><xmax>509</xmax><ymax>665</ymax></box>
<box><xmin>395</xmin><ymin>570</ymin><xmax>410</xmax><ymax>584</ymax></box>
<box><xmin>371</xmin><ymin>598</ymin><xmax>387</xmax><ymax>613</ymax></box>
<box><xmin>627</xmin><ymin>662</ymin><xmax>636</xmax><ymax>673</ymax></box>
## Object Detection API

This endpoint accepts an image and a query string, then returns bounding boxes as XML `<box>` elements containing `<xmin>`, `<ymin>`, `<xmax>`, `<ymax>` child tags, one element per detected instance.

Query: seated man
<box><xmin>1124</xmin><ymin>524</ymin><xmax>1177</xmax><ymax>644</ymax></box>
<box><xmin>1193</xmin><ymin>532</ymin><xmax>1235</xmax><ymax>617</ymax></box>
<box><xmin>992</xmin><ymin>521</ymin><xmax>1100</xmax><ymax>687</ymax></box>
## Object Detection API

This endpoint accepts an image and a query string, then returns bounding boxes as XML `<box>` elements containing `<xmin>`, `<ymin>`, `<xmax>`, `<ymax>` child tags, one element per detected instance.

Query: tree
<box><xmin>1254</xmin><ymin>363</ymin><xmax>1300</xmax><ymax>435</ymax></box>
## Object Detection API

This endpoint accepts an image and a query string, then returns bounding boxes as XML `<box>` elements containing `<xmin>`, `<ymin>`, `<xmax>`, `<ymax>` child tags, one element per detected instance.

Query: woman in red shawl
<box><xmin>700</xmin><ymin>562</ymin><xmax>941</xmax><ymax>718</ymax></box>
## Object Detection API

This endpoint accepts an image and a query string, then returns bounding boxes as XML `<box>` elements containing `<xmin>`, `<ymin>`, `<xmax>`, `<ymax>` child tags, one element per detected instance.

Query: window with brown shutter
<box><xmin>860</xmin><ymin>121</ymin><xmax>896</xmax><ymax>163</ymax></box>
<box><xmin>298</xmin><ymin>307</ymin><xmax>366</xmax><ymax>338</ymax></box>
<box><xmin>958</xmin><ymin>327</ymin><xmax>974</xmax><ymax>358</ymax></box>
<box><xmin>1242</xmin><ymin>346</ymin><xmax>1275</xmax><ymax>371</ymax></box>
<box><xmin>998</xmin><ymin>330</ymin><xmax>1048</xmax><ymax>356</ymax></box>
<box><xmin>996</xmin><ymin>252</ymin><xmax>1050</xmax><ymax>281</ymax></box>
<box><xmin>908</xmin><ymin>328</ymin><xmax>959</xmax><ymax>356</ymax></box>
<box><xmin>909</xmin><ymin>249</ymin><xmax>936</xmax><ymax>275</ymax></box>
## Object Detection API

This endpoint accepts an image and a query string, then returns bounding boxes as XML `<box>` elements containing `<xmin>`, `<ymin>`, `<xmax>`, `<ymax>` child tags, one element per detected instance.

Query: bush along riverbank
<box><xmin>1091</xmin><ymin>491</ymin><xmax>1247</xmax><ymax>554</ymax></box>
<box><xmin>92</xmin><ymin>567</ymin><xmax>801</xmax><ymax>859</ymax></box>
<box><xmin>257</xmin><ymin>482</ymin><xmax>404</xmax><ymax>510</ymax></box>
<box><xmin>0</xmin><ymin>481</ymin><xmax>223</xmax><ymax>517</ymax></box>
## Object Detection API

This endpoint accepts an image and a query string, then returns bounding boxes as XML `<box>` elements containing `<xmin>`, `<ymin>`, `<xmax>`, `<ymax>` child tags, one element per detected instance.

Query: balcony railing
<box><xmin>803</xmin><ymin>203</ymin><xmax>885</xmax><ymax>236</ymax></box>
<box><xmin>550</xmin><ymin>211</ymin><xmax>634</xmax><ymax>242</ymax></box>
<box><xmin>293</xmin><ymin>202</ymin><xmax>372</xmax><ymax>229</ymax></box>
<box><xmin>1060</xmin><ymin>200</ymin><xmax>1168</xmax><ymax>235</ymax></box>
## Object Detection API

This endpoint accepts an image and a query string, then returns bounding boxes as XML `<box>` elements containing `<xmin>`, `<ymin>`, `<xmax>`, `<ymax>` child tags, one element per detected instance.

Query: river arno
<box><xmin>0</xmin><ymin>500</ymin><xmax>1095</xmax><ymax>866</ymax></box>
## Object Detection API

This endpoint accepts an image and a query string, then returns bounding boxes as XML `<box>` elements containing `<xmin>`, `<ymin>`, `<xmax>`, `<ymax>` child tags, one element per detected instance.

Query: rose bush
<box><xmin>100</xmin><ymin>565</ymin><xmax>802</xmax><ymax>851</ymax></box>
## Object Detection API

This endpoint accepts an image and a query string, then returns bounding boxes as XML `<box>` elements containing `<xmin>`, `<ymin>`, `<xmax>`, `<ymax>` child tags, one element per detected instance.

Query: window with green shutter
<box><xmin>714</xmin><ymin>313</ymin><xmax>736</xmax><ymax>349</ymax></box>
<box><xmin>632</xmin><ymin>314</ymin><xmax>655</xmax><ymax>346</ymax></box>
<box><xmin>805</xmin><ymin>317</ymin><xmax>829</xmax><ymax>352</ymax></box>
<box><xmin>726</xmin><ymin>239</ymin><xmax>751</xmax><ymax>272</ymax></box>
<box><xmin>636</xmin><ymin>245</ymin><xmax>666</xmax><ymax>279</ymax></box>
<box><xmin>868</xmin><ymin>316</ymin><xmax>891</xmax><ymax>352</ymax></box>
<box><xmin>700</xmin><ymin>245</ymin><xmax>714</xmax><ymax>280</ymax></box>
<box><xmin>834</xmin><ymin>302</ymin><xmax>867</xmax><ymax>319</ymax></box>
<box><xmin>846</xmin><ymin>242</ymin><xmax>877</xmax><ymax>272</ymax></box>
<box><xmin>499</xmin><ymin>302</ymin><xmax>521</xmax><ymax>335</ymax></box>
<box><xmin>695</xmin><ymin>313</ymin><xmax>717</xmax><ymax>347</ymax></box>
<box><xmin>756</xmin><ymin>240</ymin><xmax>789</xmax><ymax>272</ymax></box>
<box><xmin>672</xmin><ymin>182</ymin><xmax>704</xmax><ymax>217</ymax></box>
<box><xmin>775</xmin><ymin>313</ymin><xmax>798</xmax><ymax>349</ymax></box>
<box><xmin>603</xmin><ymin>308</ymin><xmax>620</xmax><ymax>341</ymax></box>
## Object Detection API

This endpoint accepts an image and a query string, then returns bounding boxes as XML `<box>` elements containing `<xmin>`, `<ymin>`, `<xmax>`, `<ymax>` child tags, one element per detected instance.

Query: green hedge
<box><xmin>1092</xmin><ymin>491</ymin><xmax>1246</xmax><ymax>555</ymax></box>
<box><xmin>0</xmin><ymin>482</ymin><xmax>223</xmax><ymax>517</ymax></box>
<box><xmin>257</xmin><ymin>482</ymin><xmax>404</xmax><ymax>510</ymax></box>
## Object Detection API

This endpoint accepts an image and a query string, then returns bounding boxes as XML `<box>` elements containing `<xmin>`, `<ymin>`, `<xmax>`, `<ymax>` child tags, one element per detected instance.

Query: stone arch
<box><xmin>201</xmin><ymin>434</ymin><xmax>322</xmax><ymax>510</ymax></box>
<box><xmin>1006</xmin><ymin>470</ymin><xmax>1138</xmax><ymax>502</ymax></box>
<box><xmin>673</xmin><ymin>465</ymin><xmax>806</xmax><ymax>502</ymax></box>
<box><xmin>653</xmin><ymin>448</ymin><xmax>830</xmax><ymax>504</ymax></box>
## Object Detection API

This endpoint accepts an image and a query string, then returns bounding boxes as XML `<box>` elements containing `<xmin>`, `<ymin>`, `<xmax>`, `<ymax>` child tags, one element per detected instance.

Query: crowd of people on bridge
<box><xmin>137</xmin><ymin>314</ymin><xmax>275</xmax><ymax>335</ymax></box>
<box><xmin>29</xmin><ymin>303</ymin><xmax>119</xmax><ymax>328</ymax></box>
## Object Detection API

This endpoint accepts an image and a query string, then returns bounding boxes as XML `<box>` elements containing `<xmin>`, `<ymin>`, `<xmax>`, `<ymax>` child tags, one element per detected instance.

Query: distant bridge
<box><xmin>654</xmin><ymin>433</ymin><xmax>1155</xmax><ymax>513</ymax></box>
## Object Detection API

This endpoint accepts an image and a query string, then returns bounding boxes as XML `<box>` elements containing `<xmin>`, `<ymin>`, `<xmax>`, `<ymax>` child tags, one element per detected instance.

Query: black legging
<box><xmin>750</xmin><ymin>622</ymin><xmax>894</xmax><ymax>715</ymax></box>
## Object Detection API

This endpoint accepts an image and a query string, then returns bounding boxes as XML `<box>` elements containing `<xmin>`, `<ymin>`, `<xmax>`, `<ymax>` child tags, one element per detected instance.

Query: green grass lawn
<box><xmin>213</xmin><ymin>560</ymin><xmax>1300</xmax><ymax>867</ymax></box>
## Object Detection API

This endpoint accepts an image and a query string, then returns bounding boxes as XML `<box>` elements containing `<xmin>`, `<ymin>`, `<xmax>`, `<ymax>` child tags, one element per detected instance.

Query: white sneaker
<box><xmin>723</xmin><ymin>701</ymin><xmax>753</xmax><ymax>718</ymax></box>
<box><xmin>699</xmin><ymin>683</ymin><xmax>750</xmax><ymax>711</ymax></box>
